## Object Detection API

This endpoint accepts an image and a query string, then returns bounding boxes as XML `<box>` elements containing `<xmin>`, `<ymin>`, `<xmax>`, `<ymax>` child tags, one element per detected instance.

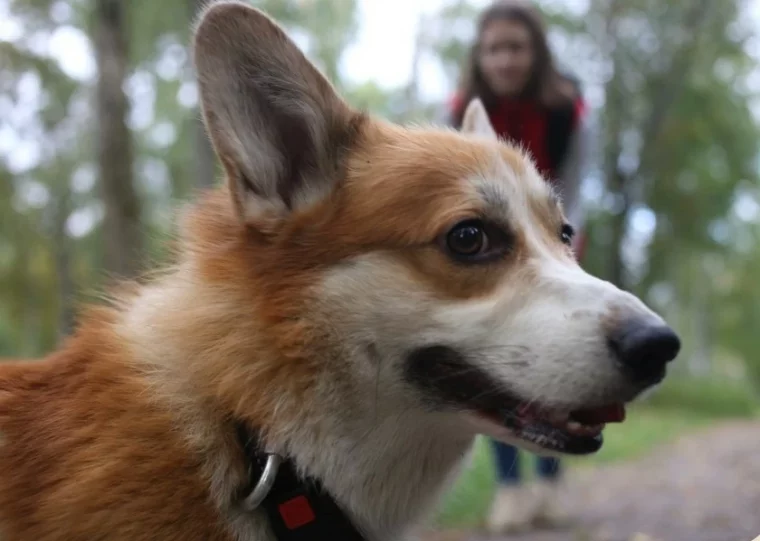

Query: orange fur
<box><xmin>0</xmin><ymin>309</ymin><xmax>236</xmax><ymax>539</ymax></box>
<box><xmin>0</xmin><ymin>117</ymin><xmax>551</xmax><ymax>540</ymax></box>
<box><xmin>0</xmin><ymin>4</ymin><xmax>648</xmax><ymax>540</ymax></box>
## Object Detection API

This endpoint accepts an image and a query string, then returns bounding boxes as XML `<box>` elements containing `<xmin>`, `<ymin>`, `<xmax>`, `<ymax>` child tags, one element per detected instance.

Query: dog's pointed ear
<box><xmin>193</xmin><ymin>2</ymin><xmax>362</xmax><ymax>224</ymax></box>
<box><xmin>461</xmin><ymin>99</ymin><xmax>498</xmax><ymax>140</ymax></box>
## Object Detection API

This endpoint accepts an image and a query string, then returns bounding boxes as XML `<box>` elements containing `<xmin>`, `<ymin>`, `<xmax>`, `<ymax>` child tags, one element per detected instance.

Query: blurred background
<box><xmin>2</xmin><ymin>1</ymin><xmax>760</xmax><ymax>540</ymax></box>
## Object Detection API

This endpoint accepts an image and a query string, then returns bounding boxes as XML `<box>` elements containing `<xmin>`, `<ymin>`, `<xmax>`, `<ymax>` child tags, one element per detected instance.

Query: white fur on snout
<box><xmin>317</xmin><ymin>241</ymin><xmax>669</xmax><ymax>414</ymax></box>
<box><xmin>308</xmin><ymin>233</ymin><xmax>670</xmax><ymax>539</ymax></box>
<box><xmin>467</xmin><ymin>255</ymin><xmax>668</xmax><ymax>410</ymax></box>
<box><xmin>537</xmin><ymin>257</ymin><xmax>664</xmax><ymax>326</ymax></box>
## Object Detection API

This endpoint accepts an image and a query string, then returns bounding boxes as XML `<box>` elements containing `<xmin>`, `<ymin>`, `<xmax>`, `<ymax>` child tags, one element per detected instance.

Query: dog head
<box><xmin>191</xmin><ymin>2</ymin><xmax>680</xmax><ymax>455</ymax></box>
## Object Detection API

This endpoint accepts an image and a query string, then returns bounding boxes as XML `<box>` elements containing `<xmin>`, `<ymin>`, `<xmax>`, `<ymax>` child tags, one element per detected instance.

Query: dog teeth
<box><xmin>564</xmin><ymin>421</ymin><xmax>604</xmax><ymax>436</ymax></box>
<box><xmin>517</xmin><ymin>406</ymin><xmax>606</xmax><ymax>437</ymax></box>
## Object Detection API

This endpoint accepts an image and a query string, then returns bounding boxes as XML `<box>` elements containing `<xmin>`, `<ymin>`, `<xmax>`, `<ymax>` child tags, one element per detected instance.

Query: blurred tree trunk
<box><xmin>601</xmin><ymin>0</ymin><xmax>629</xmax><ymax>288</ymax></box>
<box><xmin>604</xmin><ymin>58</ymin><xmax>628</xmax><ymax>288</ymax></box>
<box><xmin>401</xmin><ymin>15</ymin><xmax>425</xmax><ymax>122</ymax></box>
<box><xmin>94</xmin><ymin>0</ymin><xmax>142</xmax><ymax>279</ymax></box>
<box><xmin>192</xmin><ymin>109</ymin><xmax>217</xmax><ymax>188</ymax></box>
<box><xmin>13</xmin><ymin>232</ymin><xmax>34</xmax><ymax>356</ymax></box>
<box><xmin>602</xmin><ymin>0</ymin><xmax>712</xmax><ymax>289</ymax></box>
<box><xmin>689</xmin><ymin>259</ymin><xmax>712</xmax><ymax>376</ymax></box>
<box><xmin>188</xmin><ymin>0</ymin><xmax>216</xmax><ymax>188</ymax></box>
<box><xmin>51</xmin><ymin>182</ymin><xmax>75</xmax><ymax>340</ymax></box>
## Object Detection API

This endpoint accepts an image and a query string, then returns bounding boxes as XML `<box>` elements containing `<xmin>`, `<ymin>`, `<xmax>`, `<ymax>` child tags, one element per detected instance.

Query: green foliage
<box><xmin>423</xmin><ymin>0</ymin><xmax>481</xmax><ymax>83</ymax></box>
<box><xmin>641</xmin><ymin>377</ymin><xmax>759</xmax><ymax>418</ymax></box>
<box><xmin>436</xmin><ymin>407</ymin><xmax>714</xmax><ymax>527</ymax></box>
<box><xmin>436</xmin><ymin>437</ymin><xmax>496</xmax><ymax>529</ymax></box>
<box><xmin>2</xmin><ymin>0</ymin><xmax>760</xmax><ymax>397</ymax></box>
<box><xmin>1</xmin><ymin>4</ymin><xmax>760</xmax><ymax>532</ymax></box>
<box><xmin>0</xmin><ymin>0</ymin><xmax>362</xmax><ymax>355</ymax></box>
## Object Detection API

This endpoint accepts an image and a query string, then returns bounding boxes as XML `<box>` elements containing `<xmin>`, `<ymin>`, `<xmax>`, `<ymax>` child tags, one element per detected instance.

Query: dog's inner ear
<box><xmin>461</xmin><ymin>99</ymin><xmax>498</xmax><ymax>141</ymax></box>
<box><xmin>193</xmin><ymin>3</ymin><xmax>360</xmax><ymax>224</ymax></box>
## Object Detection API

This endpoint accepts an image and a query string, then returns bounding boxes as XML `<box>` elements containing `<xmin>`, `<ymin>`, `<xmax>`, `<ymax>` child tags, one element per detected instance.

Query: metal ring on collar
<box><xmin>241</xmin><ymin>453</ymin><xmax>282</xmax><ymax>511</ymax></box>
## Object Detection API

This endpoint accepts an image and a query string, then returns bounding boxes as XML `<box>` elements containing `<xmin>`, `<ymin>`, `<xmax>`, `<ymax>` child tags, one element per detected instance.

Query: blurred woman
<box><xmin>448</xmin><ymin>0</ymin><xmax>591</xmax><ymax>533</ymax></box>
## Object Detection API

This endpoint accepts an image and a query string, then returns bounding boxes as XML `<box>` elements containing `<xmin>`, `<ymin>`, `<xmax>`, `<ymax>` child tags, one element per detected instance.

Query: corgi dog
<box><xmin>0</xmin><ymin>3</ymin><xmax>680</xmax><ymax>540</ymax></box>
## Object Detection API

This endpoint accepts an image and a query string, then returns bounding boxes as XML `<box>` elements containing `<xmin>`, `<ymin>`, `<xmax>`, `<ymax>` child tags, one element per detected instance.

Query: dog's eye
<box><xmin>447</xmin><ymin>221</ymin><xmax>487</xmax><ymax>256</ymax></box>
<box><xmin>560</xmin><ymin>224</ymin><xmax>575</xmax><ymax>246</ymax></box>
<box><xmin>443</xmin><ymin>219</ymin><xmax>511</xmax><ymax>263</ymax></box>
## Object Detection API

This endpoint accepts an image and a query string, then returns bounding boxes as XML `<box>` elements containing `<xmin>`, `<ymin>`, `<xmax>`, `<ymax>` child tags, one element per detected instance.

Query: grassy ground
<box><xmin>434</xmin><ymin>405</ymin><xmax>740</xmax><ymax>528</ymax></box>
<box><xmin>435</xmin><ymin>375</ymin><xmax>760</xmax><ymax>528</ymax></box>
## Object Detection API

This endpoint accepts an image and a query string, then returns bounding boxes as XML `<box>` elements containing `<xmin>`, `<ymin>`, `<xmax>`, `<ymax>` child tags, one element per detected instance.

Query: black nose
<box><xmin>608</xmin><ymin>319</ymin><xmax>681</xmax><ymax>383</ymax></box>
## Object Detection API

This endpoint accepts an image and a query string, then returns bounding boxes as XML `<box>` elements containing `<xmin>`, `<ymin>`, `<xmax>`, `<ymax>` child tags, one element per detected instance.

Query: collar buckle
<box><xmin>242</xmin><ymin>453</ymin><xmax>282</xmax><ymax>511</ymax></box>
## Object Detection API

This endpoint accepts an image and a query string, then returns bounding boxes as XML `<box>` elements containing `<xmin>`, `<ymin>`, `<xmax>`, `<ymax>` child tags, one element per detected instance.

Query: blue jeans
<box><xmin>492</xmin><ymin>440</ymin><xmax>561</xmax><ymax>485</ymax></box>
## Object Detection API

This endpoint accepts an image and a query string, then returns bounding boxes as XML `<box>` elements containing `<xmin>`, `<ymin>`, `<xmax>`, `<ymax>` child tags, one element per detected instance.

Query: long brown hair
<box><xmin>452</xmin><ymin>0</ymin><xmax>577</xmax><ymax>127</ymax></box>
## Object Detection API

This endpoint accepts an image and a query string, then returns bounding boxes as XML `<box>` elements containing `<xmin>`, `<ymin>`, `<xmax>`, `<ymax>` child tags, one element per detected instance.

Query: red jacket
<box><xmin>449</xmin><ymin>94</ymin><xmax>588</xmax><ymax>259</ymax></box>
<box><xmin>449</xmin><ymin>94</ymin><xmax>586</xmax><ymax>180</ymax></box>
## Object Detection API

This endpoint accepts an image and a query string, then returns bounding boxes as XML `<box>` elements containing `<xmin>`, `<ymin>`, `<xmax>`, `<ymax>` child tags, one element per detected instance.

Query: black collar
<box><xmin>235</xmin><ymin>421</ymin><xmax>367</xmax><ymax>541</ymax></box>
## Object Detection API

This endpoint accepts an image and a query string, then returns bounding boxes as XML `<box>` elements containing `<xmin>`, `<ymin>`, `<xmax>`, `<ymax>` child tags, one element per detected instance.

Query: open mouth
<box><xmin>404</xmin><ymin>345</ymin><xmax>630</xmax><ymax>455</ymax></box>
<box><xmin>474</xmin><ymin>402</ymin><xmax>627</xmax><ymax>455</ymax></box>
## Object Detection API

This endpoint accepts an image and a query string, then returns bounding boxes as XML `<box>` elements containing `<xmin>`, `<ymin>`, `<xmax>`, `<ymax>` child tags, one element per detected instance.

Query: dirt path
<box><xmin>425</xmin><ymin>420</ymin><xmax>760</xmax><ymax>541</ymax></box>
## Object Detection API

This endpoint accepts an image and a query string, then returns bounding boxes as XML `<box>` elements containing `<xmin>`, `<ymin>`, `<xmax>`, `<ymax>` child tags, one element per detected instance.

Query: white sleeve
<box><xmin>557</xmin><ymin>113</ymin><xmax>593</xmax><ymax>233</ymax></box>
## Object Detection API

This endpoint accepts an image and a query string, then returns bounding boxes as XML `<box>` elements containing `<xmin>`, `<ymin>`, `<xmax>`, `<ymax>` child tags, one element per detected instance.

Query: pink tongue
<box><xmin>572</xmin><ymin>403</ymin><xmax>626</xmax><ymax>424</ymax></box>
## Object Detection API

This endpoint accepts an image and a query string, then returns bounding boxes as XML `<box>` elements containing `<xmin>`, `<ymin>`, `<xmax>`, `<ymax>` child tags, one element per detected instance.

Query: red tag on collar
<box><xmin>278</xmin><ymin>495</ymin><xmax>316</xmax><ymax>530</ymax></box>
